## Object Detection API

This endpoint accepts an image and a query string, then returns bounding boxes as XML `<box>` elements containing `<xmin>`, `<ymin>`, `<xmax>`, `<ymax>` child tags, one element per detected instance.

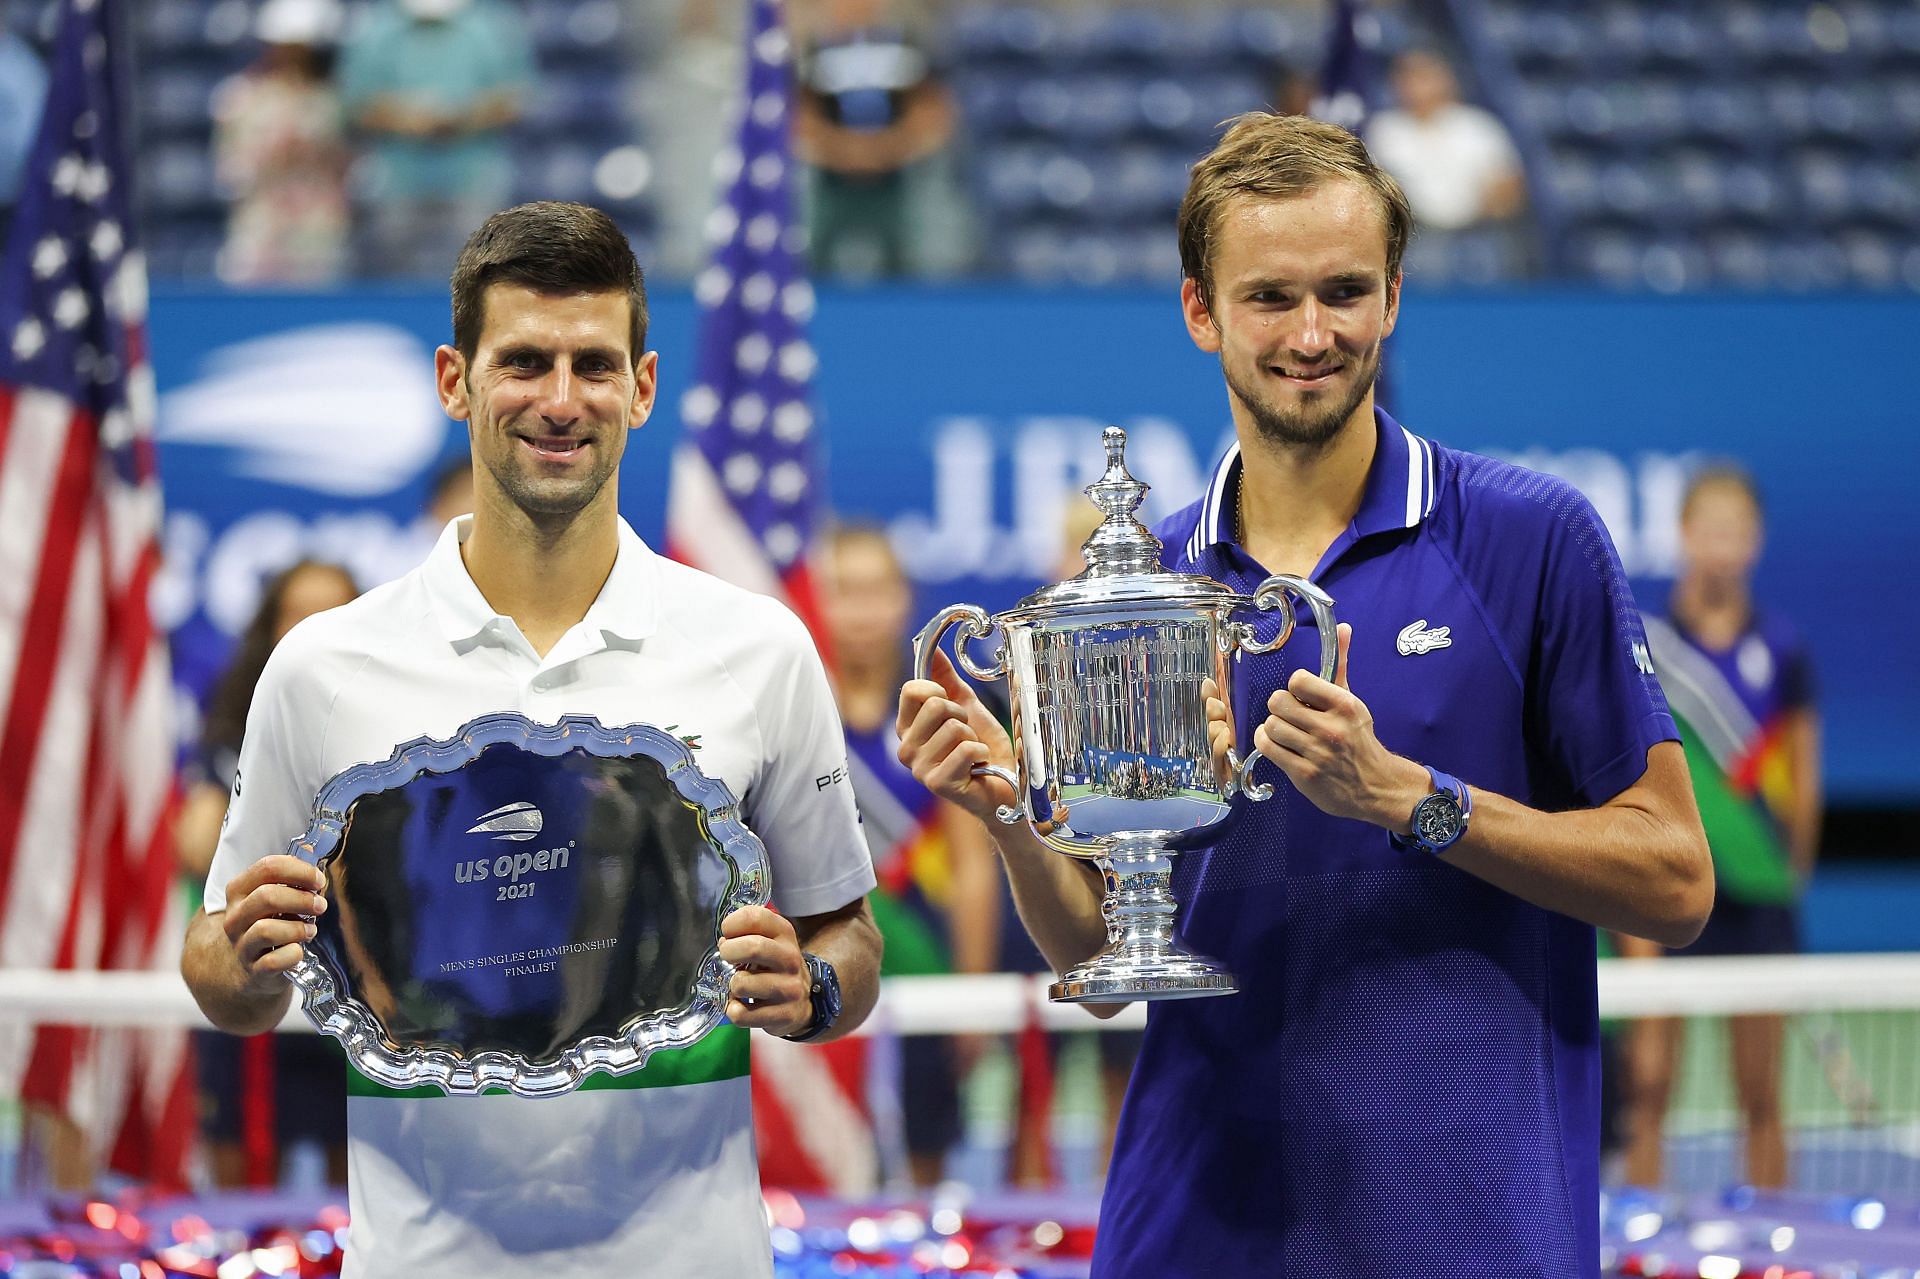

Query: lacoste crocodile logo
<box><xmin>1396</xmin><ymin>620</ymin><xmax>1453</xmax><ymax>656</ymax></box>
<box><xmin>466</xmin><ymin>801</ymin><xmax>544</xmax><ymax>841</ymax></box>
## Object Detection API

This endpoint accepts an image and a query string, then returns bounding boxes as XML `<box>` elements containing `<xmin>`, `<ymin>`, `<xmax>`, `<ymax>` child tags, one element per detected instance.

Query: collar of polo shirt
<box><xmin>423</xmin><ymin>514</ymin><xmax>660</xmax><ymax>647</ymax></box>
<box><xmin>1184</xmin><ymin>406</ymin><xmax>1440</xmax><ymax>564</ymax></box>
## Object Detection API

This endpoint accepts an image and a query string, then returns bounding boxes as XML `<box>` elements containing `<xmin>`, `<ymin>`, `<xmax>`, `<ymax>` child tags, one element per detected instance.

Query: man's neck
<box><xmin>460</xmin><ymin>493</ymin><xmax>620</xmax><ymax>658</ymax></box>
<box><xmin>1234</xmin><ymin>399</ymin><xmax>1377</xmax><ymax>579</ymax></box>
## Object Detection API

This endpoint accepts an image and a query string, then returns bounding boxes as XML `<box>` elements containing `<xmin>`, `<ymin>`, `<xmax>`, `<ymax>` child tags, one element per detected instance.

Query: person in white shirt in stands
<box><xmin>180</xmin><ymin>200</ymin><xmax>882</xmax><ymax>1279</ymax></box>
<box><xmin>1365</xmin><ymin>49</ymin><xmax>1526</xmax><ymax>234</ymax></box>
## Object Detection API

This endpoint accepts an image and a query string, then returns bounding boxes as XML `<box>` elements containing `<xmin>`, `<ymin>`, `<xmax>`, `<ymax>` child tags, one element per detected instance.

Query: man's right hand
<box><xmin>220</xmin><ymin>855</ymin><xmax>328</xmax><ymax>995</ymax></box>
<box><xmin>897</xmin><ymin>648</ymin><xmax>1017</xmax><ymax>826</ymax></box>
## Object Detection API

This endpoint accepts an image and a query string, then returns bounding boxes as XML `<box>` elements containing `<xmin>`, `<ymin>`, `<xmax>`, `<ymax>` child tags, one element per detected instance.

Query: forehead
<box><xmin>475</xmin><ymin>282</ymin><xmax>632</xmax><ymax>354</ymax></box>
<box><xmin>1211</xmin><ymin>181</ymin><xmax>1391</xmax><ymax>282</ymax></box>
<box><xmin>1684</xmin><ymin>482</ymin><xmax>1761</xmax><ymax>523</ymax></box>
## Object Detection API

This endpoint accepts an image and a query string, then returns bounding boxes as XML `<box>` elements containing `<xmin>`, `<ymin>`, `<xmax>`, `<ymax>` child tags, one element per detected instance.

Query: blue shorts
<box><xmin>1675</xmin><ymin>897</ymin><xmax>1801</xmax><ymax>957</ymax></box>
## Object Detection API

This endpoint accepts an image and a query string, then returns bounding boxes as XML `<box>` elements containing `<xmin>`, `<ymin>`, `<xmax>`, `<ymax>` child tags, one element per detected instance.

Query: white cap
<box><xmin>255</xmin><ymin>0</ymin><xmax>343</xmax><ymax>44</ymax></box>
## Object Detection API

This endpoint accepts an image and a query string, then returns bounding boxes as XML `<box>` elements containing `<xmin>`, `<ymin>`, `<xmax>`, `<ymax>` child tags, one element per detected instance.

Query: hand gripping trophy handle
<box><xmin>1226</xmin><ymin>574</ymin><xmax>1339</xmax><ymax>802</ymax></box>
<box><xmin>911</xmin><ymin>604</ymin><xmax>1024</xmax><ymax>826</ymax></box>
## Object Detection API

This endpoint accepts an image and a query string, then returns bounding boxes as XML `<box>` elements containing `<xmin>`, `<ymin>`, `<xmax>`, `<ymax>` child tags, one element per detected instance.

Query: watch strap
<box><xmin>1390</xmin><ymin>765</ymin><xmax>1471</xmax><ymax>856</ymax></box>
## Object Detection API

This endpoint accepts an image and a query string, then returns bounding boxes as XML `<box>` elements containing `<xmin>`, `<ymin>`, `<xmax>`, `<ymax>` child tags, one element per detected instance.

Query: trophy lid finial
<box><xmin>1080</xmin><ymin>426</ymin><xmax>1162</xmax><ymax>577</ymax></box>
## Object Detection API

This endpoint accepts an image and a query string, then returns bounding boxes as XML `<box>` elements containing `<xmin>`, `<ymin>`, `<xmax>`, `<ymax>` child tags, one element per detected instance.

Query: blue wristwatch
<box><xmin>781</xmin><ymin>951</ymin><xmax>843</xmax><ymax>1043</ymax></box>
<box><xmin>1390</xmin><ymin>766</ymin><xmax>1472</xmax><ymax>856</ymax></box>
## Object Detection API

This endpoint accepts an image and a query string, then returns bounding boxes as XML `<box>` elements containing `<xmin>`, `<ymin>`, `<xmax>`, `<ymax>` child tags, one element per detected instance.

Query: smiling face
<box><xmin>435</xmin><ymin>283</ymin><xmax>657</xmax><ymax>524</ymax></box>
<box><xmin>1181</xmin><ymin>181</ymin><xmax>1399</xmax><ymax>453</ymax></box>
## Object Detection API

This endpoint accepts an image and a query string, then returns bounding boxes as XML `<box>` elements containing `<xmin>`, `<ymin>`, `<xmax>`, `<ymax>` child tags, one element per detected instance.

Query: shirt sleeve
<box><xmin>201</xmin><ymin>638</ymin><xmax>325</xmax><ymax>913</ymax></box>
<box><xmin>1525</xmin><ymin>486</ymin><xmax>1679</xmax><ymax>809</ymax></box>
<box><xmin>744</xmin><ymin>608</ymin><xmax>878</xmax><ymax>918</ymax></box>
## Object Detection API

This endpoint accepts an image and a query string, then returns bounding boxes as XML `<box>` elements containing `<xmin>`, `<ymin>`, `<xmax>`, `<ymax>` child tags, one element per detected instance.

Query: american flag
<box><xmin>666</xmin><ymin>0</ymin><xmax>825</xmax><ymax>635</ymax></box>
<box><xmin>664</xmin><ymin>0</ymin><xmax>878</xmax><ymax>1196</ymax></box>
<box><xmin>0</xmin><ymin>0</ymin><xmax>190</xmax><ymax>1185</ymax></box>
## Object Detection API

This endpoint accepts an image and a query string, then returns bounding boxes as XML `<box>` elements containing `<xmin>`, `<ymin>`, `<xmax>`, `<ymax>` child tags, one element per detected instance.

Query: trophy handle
<box><xmin>972</xmin><ymin>763</ymin><xmax>1025</xmax><ymax>826</ymax></box>
<box><xmin>912</xmin><ymin>606</ymin><xmax>1023</xmax><ymax>825</ymax></box>
<box><xmin>912</xmin><ymin>603</ymin><xmax>1008</xmax><ymax>683</ymax></box>
<box><xmin>1238</xmin><ymin>574</ymin><xmax>1338</xmax><ymax>681</ymax></box>
<box><xmin>1227</xmin><ymin>747</ymin><xmax>1273</xmax><ymax>802</ymax></box>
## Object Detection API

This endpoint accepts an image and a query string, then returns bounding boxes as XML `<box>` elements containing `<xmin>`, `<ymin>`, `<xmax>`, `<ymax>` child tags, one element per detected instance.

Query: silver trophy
<box><xmin>284</xmin><ymin>713</ymin><xmax>769</xmax><ymax>1097</ymax></box>
<box><xmin>914</xmin><ymin>426</ymin><xmax>1335</xmax><ymax>1003</ymax></box>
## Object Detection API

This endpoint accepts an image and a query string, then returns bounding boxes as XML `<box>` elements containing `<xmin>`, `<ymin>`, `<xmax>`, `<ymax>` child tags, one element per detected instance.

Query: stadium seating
<box><xmin>85</xmin><ymin>0</ymin><xmax>1920</xmax><ymax>289</ymax></box>
<box><xmin>124</xmin><ymin>0</ymin><xmax>653</xmax><ymax>279</ymax></box>
<box><xmin>1481</xmin><ymin>0</ymin><xmax>1920</xmax><ymax>289</ymax></box>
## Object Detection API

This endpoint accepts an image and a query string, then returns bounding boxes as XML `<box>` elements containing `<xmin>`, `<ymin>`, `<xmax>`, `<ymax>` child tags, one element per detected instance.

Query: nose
<box><xmin>1286</xmin><ymin>297</ymin><xmax>1333</xmax><ymax>359</ymax></box>
<box><xmin>535</xmin><ymin>361</ymin><xmax>582</xmax><ymax>425</ymax></box>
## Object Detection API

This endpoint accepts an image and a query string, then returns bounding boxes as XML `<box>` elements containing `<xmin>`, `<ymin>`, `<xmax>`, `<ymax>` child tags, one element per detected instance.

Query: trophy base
<box><xmin>1049</xmin><ymin>952</ymin><xmax>1238</xmax><ymax>1004</ymax></box>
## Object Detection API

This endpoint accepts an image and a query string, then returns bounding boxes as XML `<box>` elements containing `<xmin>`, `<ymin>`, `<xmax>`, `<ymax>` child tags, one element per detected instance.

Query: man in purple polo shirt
<box><xmin>897</xmin><ymin>112</ymin><xmax>1713</xmax><ymax>1277</ymax></box>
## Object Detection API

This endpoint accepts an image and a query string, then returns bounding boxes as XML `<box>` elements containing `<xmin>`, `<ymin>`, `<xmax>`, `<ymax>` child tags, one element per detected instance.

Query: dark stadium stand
<box><xmin>1479</xmin><ymin>0</ymin><xmax>1920</xmax><ymax>290</ymax></box>
<box><xmin>113</xmin><ymin>0</ymin><xmax>654</xmax><ymax>279</ymax></box>
<box><xmin>8</xmin><ymin>0</ymin><xmax>1913</xmax><ymax>288</ymax></box>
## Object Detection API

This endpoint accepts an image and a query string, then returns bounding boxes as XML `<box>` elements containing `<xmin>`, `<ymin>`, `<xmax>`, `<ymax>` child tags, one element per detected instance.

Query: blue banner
<box><xmin>150</xmin><ymin>285</ymin><xmax>1918</xmax><ymax>802</ymax></box>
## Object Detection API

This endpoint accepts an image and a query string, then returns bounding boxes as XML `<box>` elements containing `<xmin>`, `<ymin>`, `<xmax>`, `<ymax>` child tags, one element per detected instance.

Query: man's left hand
<box><xmin>719</xmin><ymin>905</ymin><xmax>814</xmax><ymax>1038</ymax></box>
<box><xmin>1253</xmin><ymin>622</ymin><xmax>1429</xmax><ymax>831</ymax></box>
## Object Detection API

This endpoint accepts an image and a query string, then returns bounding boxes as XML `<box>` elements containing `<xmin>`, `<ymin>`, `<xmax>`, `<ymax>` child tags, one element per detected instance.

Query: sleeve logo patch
<box><xmin>1631</xmin><ymin>640</ymin><xmax>1656</xmax><ymax>676</ymax></box>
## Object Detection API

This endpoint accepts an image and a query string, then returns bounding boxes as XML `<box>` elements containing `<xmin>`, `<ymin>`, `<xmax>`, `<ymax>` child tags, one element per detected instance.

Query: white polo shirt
<box><xmin>204</xmin><ymin>516</ymin><xmax>876</xmax><ymax>1279</ymax></box>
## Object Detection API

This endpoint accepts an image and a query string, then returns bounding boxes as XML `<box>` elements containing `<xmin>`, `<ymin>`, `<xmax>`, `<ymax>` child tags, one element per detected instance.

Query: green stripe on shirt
<box><xmin>345</xmin><ymin>1024</ymin><xmax>751</xmax><ymax>1098</ymax></box>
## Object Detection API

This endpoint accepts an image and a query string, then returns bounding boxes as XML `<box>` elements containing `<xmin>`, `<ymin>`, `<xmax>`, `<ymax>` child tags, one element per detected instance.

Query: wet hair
<box><xmin>1177</xmin><ymin>111</ymin><xmax>1414</xmax><ymax>307</ymax></box>
<box><xmin>449</xmin><ymin>201</ymin><xmax>648</xmax><ymax>364</ymax></box>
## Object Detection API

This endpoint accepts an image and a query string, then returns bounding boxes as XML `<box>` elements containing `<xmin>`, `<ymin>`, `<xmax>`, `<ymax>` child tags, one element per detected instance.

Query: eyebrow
<box><xmin>491</xmin><ymin>342</ymin><xmax>628</xmax><ymax>364</ymax></box>
<box><xmin>1238</xmin><ymin>271</ymin><xmax>1380</xmax><ymax>291</ymax></box>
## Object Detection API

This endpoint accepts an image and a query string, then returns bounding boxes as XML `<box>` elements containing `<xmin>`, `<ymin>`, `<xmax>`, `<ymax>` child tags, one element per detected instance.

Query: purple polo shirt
<box><xmin>1093</xmin><ymin>409</ymin><xmax>1677</xmax><ymax>1279</ymax></box>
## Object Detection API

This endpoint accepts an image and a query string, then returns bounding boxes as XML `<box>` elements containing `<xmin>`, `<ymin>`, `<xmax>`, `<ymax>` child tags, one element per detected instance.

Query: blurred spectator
<box><xmin>1365</xmin><ymin>49</ymin><xmax>1525</xmax><ymax>234</ymax></box>
<box><xmin>337</xmin><ymin>0</ymin><xmax>531</xmax><ymax>279</ymax></box>
<box><xmin>816</xmin><ymin>524</ymin><xmax>999</xmax><ymax>1186</ymax></box>
<box><xmin>211</xmin><ymin>0</ymin><xmax>350</xmax><ymax>285</ymax></box>
<box><xmin>635</xmin><ymin>0</ymin><xmax>741</xmax><ymax>278</ymax></box>
<box><xmin>176</xmin><ymin>560</ymin><xmax>359</xmax><ymax>1187</ymax></box>
<box><xmin>0</xmin><ymin>6</ymin><xmax>49</xmax><ymax>250</ymax></box>
<box><xmin>793</xmin><ymin>0</ymin><xmax>960</xmax><ymax>279</ymax></box>
<box><xmin>1619</xmin><ymin>467</ymin><xmax>1823</xmax><ymax>1190</ymax></box>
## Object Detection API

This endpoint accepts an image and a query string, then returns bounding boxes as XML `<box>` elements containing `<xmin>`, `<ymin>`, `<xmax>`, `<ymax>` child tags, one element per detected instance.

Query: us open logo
<box><xmin>455</xmin><ymin>802</ymin><xmax>575</xmax><ymax>898</ymax></box>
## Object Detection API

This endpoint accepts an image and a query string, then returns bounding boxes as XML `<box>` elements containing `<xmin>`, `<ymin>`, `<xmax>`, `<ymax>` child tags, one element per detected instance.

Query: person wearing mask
<box><xmin>211</xmin><ymin>0</ymin><xmax>351</xmax><ymax>284</ymax></box>
<box><xmin>337</xmin><ymin>0</ymin><xmax>532</xmax><ymax>278</ymax></box>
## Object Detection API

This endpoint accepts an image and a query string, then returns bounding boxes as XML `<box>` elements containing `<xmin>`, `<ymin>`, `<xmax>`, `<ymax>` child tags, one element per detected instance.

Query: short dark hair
<box><xmin>450</xmin><ymin>202</ymin><xmax>648</xmax><ymax>363</ymax></box>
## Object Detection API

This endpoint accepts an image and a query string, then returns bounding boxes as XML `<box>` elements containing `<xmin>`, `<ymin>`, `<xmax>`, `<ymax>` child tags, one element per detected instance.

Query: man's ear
<box><xmin>435</xmin><ymin>345</ymin><xmax>470</xmax><ymax>422</ymax></box>
<box><xmin>1381</xmin><ymin>270</ymin><xmax>1403</xmax><ymax>340</ymax></box>
<box><xmin>629</xmin><ymin>350</ymin><xmax>659</xmax><ymax>430</ymax></box>
<box><xmin>1180</xmin><ymin>277</ymin><xmax>1222</xmax><ymax>354</ymax></box>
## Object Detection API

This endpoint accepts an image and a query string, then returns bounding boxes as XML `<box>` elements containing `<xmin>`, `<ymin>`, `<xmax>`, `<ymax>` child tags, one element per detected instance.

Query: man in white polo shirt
<box><xmin>181</xmin><ymin>201</ymin><xmax>881</xmax><ymax>1277</ymax></box>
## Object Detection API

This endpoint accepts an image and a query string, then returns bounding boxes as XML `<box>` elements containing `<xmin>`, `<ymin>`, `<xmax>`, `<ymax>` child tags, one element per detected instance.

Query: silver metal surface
<box><xmin>916</xmin><ymin>425</ymin><xmax>1339</xmax><ymax>1003</ymax></box>
<box><xmin>284</xmin><ymin>712</ymin><xmax>768</xmax><ymax>1098</ymax></box>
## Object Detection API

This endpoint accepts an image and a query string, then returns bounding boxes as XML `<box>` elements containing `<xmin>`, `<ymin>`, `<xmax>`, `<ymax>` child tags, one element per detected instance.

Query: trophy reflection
<box><xmin>914</xmin><ymin>427</ymin><xmax>1336</xmax><ymax>1003</ymax></box>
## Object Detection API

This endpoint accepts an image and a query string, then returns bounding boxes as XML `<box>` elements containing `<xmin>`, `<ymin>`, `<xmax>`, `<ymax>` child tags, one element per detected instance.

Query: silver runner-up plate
<box><xmin>281</xmin><ymin>713</ymin><xmax>770</xmax><ymax>1099</ymax></box>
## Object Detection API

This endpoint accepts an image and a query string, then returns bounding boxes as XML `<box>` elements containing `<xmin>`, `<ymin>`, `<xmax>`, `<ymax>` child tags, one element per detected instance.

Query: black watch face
<box><xmin>1414</xmin><ymin>793</ymin><xmax>1463</xmax><ymax>847</ymax></box>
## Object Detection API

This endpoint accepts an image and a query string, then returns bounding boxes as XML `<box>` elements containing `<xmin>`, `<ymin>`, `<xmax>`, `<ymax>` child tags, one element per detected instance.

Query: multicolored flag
<box><xmin>665</xmin><ymin>0</ymin><xmax>826</xmax><ymax>637</ymax></box>
<box><xmin>665</xmin><ymin>0</ymin><xmax>875</xmax><ymax>1196</ymax></box>
<box><xmin>0</xmin><ymin>0</ymin><xmax>191</xmax><ymax>1186</ymax></box>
